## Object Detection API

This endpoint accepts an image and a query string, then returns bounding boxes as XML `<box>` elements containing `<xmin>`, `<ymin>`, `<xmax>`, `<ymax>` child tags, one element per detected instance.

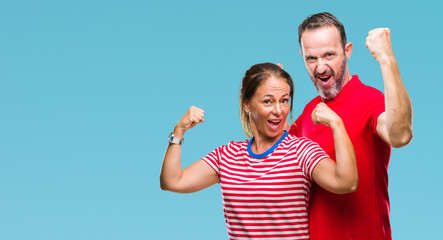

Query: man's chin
<box><xmin>318</xmin><ymin>88</ymin><xmax>337</xmax><ymax>100</ymax></box>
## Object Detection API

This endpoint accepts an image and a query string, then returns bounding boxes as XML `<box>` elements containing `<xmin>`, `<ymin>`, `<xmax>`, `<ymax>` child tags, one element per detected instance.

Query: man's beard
<box><xmin>311</xmin><ymin>59</ymin><xmax>347</xmax><ymax>101</ymax></box>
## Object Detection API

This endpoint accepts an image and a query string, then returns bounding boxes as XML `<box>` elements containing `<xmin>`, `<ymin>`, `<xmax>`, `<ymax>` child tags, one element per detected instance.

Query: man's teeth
<box><xmin>319</xmin><ymin>75</ymin><xmax>331</xmax><ymax>82</ymax></box>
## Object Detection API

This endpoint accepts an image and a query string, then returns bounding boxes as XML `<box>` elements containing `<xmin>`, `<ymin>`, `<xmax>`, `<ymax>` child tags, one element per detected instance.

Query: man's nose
<box><xmin>316</xmin><ymin>59</ymin><xmax>327</xmax><ymax>74</ymax></box>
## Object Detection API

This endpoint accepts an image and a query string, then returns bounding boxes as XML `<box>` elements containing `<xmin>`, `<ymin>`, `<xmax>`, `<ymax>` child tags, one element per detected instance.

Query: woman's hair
<box><xmin>240</xmin><ymin>62</ymin><xmax>294</xmax><ymax>138</ymax></box>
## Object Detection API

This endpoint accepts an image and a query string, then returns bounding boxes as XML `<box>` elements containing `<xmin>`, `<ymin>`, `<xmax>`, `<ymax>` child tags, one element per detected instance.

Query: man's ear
<box><xmin>345</xmin><ymin>42</ymin><xmax>353</xmax><ymax>60</ymax></box>
<box><xmin>299</xmin><ymin>50</ymin><xmax>305</xmax><ymax>62</ymax></box>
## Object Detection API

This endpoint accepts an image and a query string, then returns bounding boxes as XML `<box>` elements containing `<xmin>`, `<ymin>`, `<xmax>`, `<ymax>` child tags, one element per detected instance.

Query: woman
<box><xmin>160</xmin><ymin>63</ymin><xmax>358</xmax><ymax>239</ymax></box>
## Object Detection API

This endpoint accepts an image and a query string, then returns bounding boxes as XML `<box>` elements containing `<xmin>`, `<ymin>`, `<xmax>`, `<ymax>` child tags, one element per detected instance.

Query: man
<box><xmin>288</xmin><ymin>12</ymin><xmax>413</xmax><ymax>240</ymax></box>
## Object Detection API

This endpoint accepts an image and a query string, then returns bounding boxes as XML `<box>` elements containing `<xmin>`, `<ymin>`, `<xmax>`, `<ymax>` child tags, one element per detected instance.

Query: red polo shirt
<box><xmin>289</xmin><ymin>75</ymin><xmax>392</xmax><ymax>240</ymax></box>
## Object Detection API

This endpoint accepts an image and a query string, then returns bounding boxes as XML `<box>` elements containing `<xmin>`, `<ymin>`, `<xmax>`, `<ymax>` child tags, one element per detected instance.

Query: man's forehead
<box><xmin>302</xmin><ymin>24</ymin><xmax>339</xmax><ymax>35</ymax></box>
<box><xmin>300</xmin><ymin>26</ymin><xmax>342</xmax><ymax>52</ymax></box>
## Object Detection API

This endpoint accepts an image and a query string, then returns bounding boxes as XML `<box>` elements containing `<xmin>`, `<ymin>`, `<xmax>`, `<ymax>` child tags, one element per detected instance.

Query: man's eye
<box><xmin>306</xmin><ymin>57</ymin><xmax>315</xmax><ymax>62</ymax></box>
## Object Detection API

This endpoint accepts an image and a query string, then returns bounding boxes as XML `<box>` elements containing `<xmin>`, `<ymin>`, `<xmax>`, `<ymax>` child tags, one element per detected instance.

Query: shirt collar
<box><xmin>322</xmin><ymin>75</ymin><xmax>362</xmax><ymax>104</ymax></box>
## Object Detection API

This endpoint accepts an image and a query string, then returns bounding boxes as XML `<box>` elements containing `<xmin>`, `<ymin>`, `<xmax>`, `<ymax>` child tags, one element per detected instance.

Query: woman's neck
<box><xmin>251</xmin><ymin>131</ymin><xmax>285</xmax><ymax>155</ymax></box>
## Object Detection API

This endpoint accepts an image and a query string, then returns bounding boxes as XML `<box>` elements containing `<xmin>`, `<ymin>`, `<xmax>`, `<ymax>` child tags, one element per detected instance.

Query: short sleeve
<box><xmin>289</xmin><ymin>97</ymin><xmax>320</xmax><ymax>137</ymax></box>
<box><xmin>296</xmin><ymin>138</ymin><xmax>330</xmax><ymax>180</ymax></box>
<box><xmin>201</xmin><ymin>146</ymin><xmax>222</xmax><ymax>176</ymax></box>
<box><xmin>366</xmin><ymin>89</ymin><xmax>385</xmax><ymax>135</ymax></box>
<box><xmin>289</xmin><ymin>117</ymin><xmax>301</xmax><ymax>137</ymax></box>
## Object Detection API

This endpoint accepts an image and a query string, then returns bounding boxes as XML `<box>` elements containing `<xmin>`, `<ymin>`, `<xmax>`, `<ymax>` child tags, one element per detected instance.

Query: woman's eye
<box><xmin>280</xmin><ymin>99</ymin><xmax>289</xmax><ymax>105</ymax></box>
<box><xmin>264</xmin><ymin>100</ymin><xmax>272</xmax><ymax>104</ymax></box>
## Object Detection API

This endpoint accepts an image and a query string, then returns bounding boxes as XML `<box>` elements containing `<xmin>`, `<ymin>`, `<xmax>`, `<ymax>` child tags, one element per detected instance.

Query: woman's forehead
<box><xmin>255</xmin><ymin>76</ymin><xmax>290</xmax><ymax>96</ymax></box>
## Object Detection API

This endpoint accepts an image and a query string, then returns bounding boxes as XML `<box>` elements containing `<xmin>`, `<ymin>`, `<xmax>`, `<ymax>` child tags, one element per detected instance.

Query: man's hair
<box><xmin>298</xmin><ymin>12</ymin><xmax>347</xmax><ymax>49</ymax></box>
<box><xmin>240</xmin><ymin>63</ymin><xmax>294</xmax><ymax>138</ymax></box>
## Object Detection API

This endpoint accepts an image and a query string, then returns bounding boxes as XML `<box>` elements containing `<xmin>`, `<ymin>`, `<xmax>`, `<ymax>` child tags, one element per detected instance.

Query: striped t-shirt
<box><xmin>202</xmin><ymin>132</ymin><xmax>329</xmax><ymax>240</ymax></box>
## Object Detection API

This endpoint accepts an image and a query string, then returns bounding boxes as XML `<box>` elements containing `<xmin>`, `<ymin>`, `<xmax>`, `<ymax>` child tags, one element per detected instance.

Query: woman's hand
<box><xmin>174</xmin><ymin>106</ymin><xmax>205</xmax><ymax>138</ymax></box>
<box><xmin>311</xmin><ymin>102</ymin><xmax>341</xmax><ymax>128</ymax></box>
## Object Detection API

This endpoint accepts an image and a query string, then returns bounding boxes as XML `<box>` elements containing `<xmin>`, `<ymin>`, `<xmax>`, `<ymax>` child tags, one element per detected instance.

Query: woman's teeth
<box><xmin>268</xmin><ymin>120</ymin><xmax>280</xmax><ymax>126</ymax></box>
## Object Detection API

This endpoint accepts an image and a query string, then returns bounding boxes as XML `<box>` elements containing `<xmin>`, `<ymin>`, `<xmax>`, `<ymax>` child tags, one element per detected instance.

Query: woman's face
<box><xmin>244</xmin><ymin>75</ymin><xmax>290</xmax><ymax>140</ymax></box>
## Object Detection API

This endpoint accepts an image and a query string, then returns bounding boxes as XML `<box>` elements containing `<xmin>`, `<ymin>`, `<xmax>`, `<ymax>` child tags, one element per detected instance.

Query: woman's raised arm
<box><xmin>311</xmin><ymin>103</ymin><xmax>358</xmax><ymax>194</ymax></box>
<box><xmin>160</xmin><ymin>106</ymin><xmax>219</xmax><ymax>193</ymax></box>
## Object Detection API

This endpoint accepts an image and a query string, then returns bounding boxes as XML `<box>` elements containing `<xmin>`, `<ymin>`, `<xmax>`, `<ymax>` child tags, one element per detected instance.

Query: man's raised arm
<box><xmin>366</xmin><ymin>28</ymin><xmax>413</xmax><ymax>148</ymax></box>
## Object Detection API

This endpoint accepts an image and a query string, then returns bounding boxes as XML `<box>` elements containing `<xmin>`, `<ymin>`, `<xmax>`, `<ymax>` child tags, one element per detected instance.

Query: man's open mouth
<box><xmin>318</xmin><ymin>74</ymin><xmax>332</xmax><ymax>83</ymax></box>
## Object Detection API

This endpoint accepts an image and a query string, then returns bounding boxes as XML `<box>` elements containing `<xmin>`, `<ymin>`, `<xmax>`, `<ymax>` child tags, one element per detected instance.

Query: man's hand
<box><xmin>365</xmin><ymin>28</ymin><xmax>395</xmax><ymax>64</ymax></box>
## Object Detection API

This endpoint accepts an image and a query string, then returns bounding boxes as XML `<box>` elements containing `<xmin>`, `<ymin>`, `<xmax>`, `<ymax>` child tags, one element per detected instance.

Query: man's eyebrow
<box><xmin>324</xmin><ymin>51</ymin><xmax>337</xmax><ymax>55</ymax></box>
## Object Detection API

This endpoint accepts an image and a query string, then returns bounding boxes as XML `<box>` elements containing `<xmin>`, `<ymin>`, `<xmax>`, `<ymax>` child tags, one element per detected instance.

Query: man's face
<box><xmin>300</xmin><ymin>26</ymin><xmax>351</xmax><ymax>100</ymax></box>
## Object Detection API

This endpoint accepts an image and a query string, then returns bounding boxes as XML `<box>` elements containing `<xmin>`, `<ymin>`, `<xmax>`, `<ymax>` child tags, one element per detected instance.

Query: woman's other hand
<box><xmin>174</xmin><ymin>106</ymin><xmax>205</xmax><ymax>138</ymax></box>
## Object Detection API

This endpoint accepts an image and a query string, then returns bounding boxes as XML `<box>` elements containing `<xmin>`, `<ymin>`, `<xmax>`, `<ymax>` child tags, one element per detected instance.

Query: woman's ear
<box><xmin>243</xmin><ymin>101</ymin><xmax>250</xmax><ymax>113</ymax></box>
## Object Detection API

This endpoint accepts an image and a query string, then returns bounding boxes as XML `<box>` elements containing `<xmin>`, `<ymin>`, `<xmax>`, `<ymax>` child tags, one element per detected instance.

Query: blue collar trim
<box><xmin>247</xmin><ymin>131</ymin><xmax>288</xmax><ymax>159</ymax></box>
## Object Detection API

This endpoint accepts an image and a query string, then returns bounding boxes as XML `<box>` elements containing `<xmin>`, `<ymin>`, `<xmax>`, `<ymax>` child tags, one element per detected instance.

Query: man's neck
<box><xmin>341</xmin><ymin>71</ymin><xmax>353</xmax><ymax>88</ymax></box>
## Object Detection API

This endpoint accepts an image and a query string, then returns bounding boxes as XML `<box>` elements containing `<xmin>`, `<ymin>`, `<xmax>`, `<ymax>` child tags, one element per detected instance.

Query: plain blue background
<box><xmin>1</xmin><ymin>0</ymin><xmax>442</xmax><ymax>239</ymax></box>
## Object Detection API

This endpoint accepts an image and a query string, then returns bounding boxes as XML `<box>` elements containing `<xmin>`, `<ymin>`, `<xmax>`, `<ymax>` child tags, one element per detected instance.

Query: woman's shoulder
<box><xmin>217</xmin><ymin>139</ymin><xmax>249</xmax><ymax>152</ymax></box>
<box><xmin>282</xmin><ymin>134</ymin><xmax>318</xmax><ymax>148</ymax></box>
<box><xmin>282</xmin><ymin>133</ymin><xmax>303</xmax><ymax>143</ymax></box>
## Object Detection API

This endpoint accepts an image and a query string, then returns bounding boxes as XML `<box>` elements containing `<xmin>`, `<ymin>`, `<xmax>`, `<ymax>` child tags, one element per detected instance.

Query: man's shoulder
<box><xmin>353</xmin><ymin>76</ymin><xmax>384</xmax><ymax>97</ymax></box>
<box><xmin>302</xmin><ymin>96</ymin><xmax>322</xmax><ymax>112</ymax></box>
<box><xmin>293</xmin><ymin>96</ymin><xmax>321</xmax><ymax>126</ymax></box>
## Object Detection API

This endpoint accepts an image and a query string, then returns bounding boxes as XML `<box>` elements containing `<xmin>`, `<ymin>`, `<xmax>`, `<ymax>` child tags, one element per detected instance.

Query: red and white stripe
<box><xmin>203</xmin><ymin>135</ymin><xmax>328</xmax><ymax>240</ymax></box>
